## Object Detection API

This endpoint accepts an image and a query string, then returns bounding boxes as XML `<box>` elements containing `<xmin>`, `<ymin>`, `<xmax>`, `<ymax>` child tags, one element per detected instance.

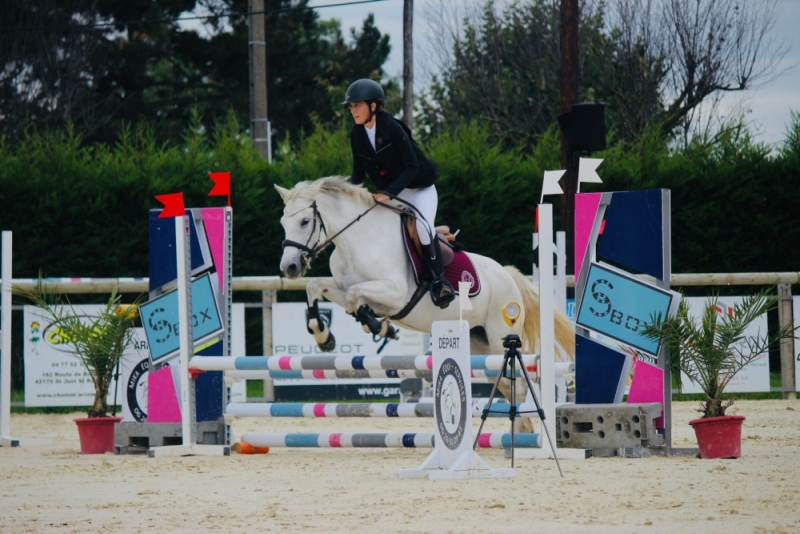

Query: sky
<box><xmin>308</xmin><ymin>0</ymin><xmax>800</xmax><ymax>146</ymax></box>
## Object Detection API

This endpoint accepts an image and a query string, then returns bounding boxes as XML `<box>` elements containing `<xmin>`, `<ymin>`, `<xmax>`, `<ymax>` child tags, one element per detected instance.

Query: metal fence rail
<box><xmin>3</xmin><ymin>273</ymin><xmax>797</xmax><ymax>399</ymax></box>
<box><xmin>6</xmin><ymin>272</ymin><xmax>800</xmax><ymax>293</ymax></box>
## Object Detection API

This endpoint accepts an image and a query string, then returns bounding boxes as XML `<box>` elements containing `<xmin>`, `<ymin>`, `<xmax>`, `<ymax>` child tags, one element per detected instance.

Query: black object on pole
<box><xmin>557</xmin><ymin>102</ymin><xmax>607</xmax><ymax>153</ymax></box>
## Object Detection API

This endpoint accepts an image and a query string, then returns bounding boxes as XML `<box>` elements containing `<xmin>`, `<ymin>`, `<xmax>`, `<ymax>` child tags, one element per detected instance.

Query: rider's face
<box><xmin>349</xmin><ymin>101</ymin><xmax>374</xmax><ymax>126</ymax></box>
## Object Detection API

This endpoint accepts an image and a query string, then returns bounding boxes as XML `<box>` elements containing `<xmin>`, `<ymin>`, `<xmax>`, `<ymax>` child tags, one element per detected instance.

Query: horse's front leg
<box><xmin>346</xmin><ymin>280</ymin><xmax>405</xmax><ymax>340</ymax></box>
<box><xmin>305</xmin><ymin>278</ymin><xmax>348</xmax><ymax>352</ymax></box>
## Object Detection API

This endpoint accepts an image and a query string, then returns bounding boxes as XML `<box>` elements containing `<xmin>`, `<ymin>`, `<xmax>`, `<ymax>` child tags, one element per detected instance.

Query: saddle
<box><xmin>404</xmin><ymin>216</ymin><xmax>456</xmax><ymax>267</ymax></box>
<box><xmin>356</xmin><ymin>213</ymin><xmax>481</xmax><ymax>324</ymax></box>
<box><xmin>400</xmin><ymin>215</ymin><xmax>481</xmax><ymax>298</ymax></box>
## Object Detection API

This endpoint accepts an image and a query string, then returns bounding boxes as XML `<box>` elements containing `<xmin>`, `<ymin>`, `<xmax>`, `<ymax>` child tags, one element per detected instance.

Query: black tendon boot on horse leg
<box><xmin>355</xmin><ymin>305</ymin><xmax>398</xmax><ymax>339</ymax></box>
<box><xmin>306</xmin><ymin>299</ymin><xmax>336</xmax><ymax>352</ymax></box>
<box><xmin>422</xmin><ymin>238</ymin><xmax>455</xmax><ymax>308</ymax></box>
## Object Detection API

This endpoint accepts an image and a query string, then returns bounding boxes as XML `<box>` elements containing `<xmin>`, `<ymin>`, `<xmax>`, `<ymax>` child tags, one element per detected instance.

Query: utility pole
<box><xmin>249</xmin><ymin>0</ymin><xmax>270</xmax><ymax>161</ymax></box>
<box><xmin>559</xmin><ymin>0</ymin><xmax>579</xmax><ymax>274</ymax></box>
<box><xmin>402</xmin><ymin>0</ymin><xmax>414</xmax><ymax>129</ymax></box>
<box><xmin>778</xmin><ymin>284</ymin><xmax>796</xmax><ymax>400</ymax></box>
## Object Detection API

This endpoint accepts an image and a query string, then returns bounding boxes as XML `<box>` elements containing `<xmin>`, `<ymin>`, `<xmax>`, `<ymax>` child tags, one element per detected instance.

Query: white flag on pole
<box><xmin>459</xmin><ymin>282</ymin><xmax>473</xmax><ymax>308</ymax></box>
<box><xmin>540</xmin><ymin>170</ymin><xmax>566</xmax><ymax>203</ymax></box>
<box><xmin>577</xmin><ymin>158</ymin><xmax>603</xmax><ymax>193</ymax></box>
<box><xmin>458</xmin><ymin>281</ymin><xmax>472</xmax><ymax>324</ymax></box>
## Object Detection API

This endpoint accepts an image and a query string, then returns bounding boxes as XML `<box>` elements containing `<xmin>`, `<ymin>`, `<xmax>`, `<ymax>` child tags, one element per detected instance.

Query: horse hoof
<box><xmin>383</xmin><ymin>323</ymin><xmax>398</xmax><ymax>340</ymax></box>
<box><xmin>318</xmin><ymin>333</ymin><xmax>336</xmax><ymax>353</ymax></box>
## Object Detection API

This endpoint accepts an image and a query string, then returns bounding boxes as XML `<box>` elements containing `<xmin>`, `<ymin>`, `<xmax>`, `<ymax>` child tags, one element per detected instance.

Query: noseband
<box><xmin>281</xmin><ymin>200</ymin><xmax>379</xmax><ymax>268</ymax></box>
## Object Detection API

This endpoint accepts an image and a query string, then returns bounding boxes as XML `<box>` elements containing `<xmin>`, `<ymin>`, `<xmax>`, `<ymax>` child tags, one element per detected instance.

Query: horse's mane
<box><xmin>285</xmin><ymin>176</ymin><xmax>374</xmax><ymax>208</ymax></box>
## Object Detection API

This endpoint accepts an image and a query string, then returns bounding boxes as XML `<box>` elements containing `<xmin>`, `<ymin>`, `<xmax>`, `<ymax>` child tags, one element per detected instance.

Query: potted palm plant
<box><xmin>639</xmin><ymin>288</ymin><xmax>797</xmax><ymax>459</ymax></box>
<box><xmin>18</xmin><ymin>281</ymin><xmax>142</xmax><ymax>453</ymax></box>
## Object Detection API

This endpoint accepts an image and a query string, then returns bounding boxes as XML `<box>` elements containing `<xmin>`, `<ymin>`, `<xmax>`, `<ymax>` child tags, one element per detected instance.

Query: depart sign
<box><xmin>140</xmin><ymin>273</ymin><xmax>224</xmax><ymax>363</ymax></box>
<box><xmin>576</xmin><ymin>262</ymin><xmax>680</xmax><ymax>356</ymax></box>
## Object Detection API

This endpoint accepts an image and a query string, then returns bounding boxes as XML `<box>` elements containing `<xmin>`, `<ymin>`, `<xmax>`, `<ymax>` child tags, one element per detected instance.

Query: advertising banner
<box><xmin>272</xmin><ymin>302</ymin><xmax>426</xmax><ymax>358</ymax></box>
<box><xmin>24</xmin><ymin>304</ymin><xmax>247</xmax><ymax>411</ymax></box>
<box><xmin>678</xmin><ymin>297</ymin><xmax>770</xmax><ymax>394</ymax></box>
<box><xmin>23</xmin><ymin>305</ymin><xmax>148</xmax><ymax>408</ymax></box>
<box><xmin>794</xmin><ymin>296</ymin><xmax>800</xmax><ymax>393</ymax></box>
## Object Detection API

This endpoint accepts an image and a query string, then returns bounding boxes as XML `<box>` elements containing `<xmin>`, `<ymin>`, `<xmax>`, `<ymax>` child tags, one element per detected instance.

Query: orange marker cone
<box><xmin>235</xmin><ymin>441</ymin><xmax>270</xmax><ymax>454</ymax></box>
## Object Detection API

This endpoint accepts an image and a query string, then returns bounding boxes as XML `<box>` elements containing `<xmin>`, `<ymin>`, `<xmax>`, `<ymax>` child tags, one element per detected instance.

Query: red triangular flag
<box><xmin>155</xmin><ymin>193</ymin><xmax>185</xmax><ymax>218</ymax></box>
<box><xmin>208</xmin><ymin>171</ymin><xmax>231</xmax><ymax>207</ymax></box>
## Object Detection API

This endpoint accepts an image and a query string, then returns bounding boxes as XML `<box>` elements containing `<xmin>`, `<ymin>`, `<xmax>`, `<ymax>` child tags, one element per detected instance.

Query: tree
<box><xmin>418</xmin><ymin>0</ymin><xmax>606</xmax><ymax>146</ymax></box>
<box><xmin>599</xmin><ymin>0</ymin><xmax>786</xmax><ymax>143</ymax></box>
<box><xmin>0</xmin><ymin>0</ymin><xmax>113</xmax><ymax>137</ymax></box>
<box><xmin>418</xmin><ymin>0</ymin><xmax>784</xmax><ymax>145</ymax></box>
<box><xmin>0</xmin><ymin>0</ymin><xmax>394</xmax><ymax>145</ymax></box>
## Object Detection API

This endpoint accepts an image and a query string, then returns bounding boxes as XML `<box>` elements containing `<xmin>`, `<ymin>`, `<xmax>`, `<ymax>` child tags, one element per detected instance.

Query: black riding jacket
<box><xmin>350</xmin><ymin>111</ymin><xmax>438</xmax><ymax>196</ymax></box>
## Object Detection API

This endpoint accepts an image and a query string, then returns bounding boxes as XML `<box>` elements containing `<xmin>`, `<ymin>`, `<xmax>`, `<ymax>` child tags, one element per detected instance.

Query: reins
<box><xmin>281</xmin><ymin>187</ymin><xmax>448</xmax><ymax>321</ymax></box>
<box><xmin>281</xmin><ymin>200</ymin><xmax>380</xmax><ymax>267</ymax></box>
<box><xmin>281</xmin><ymin>190</ymin><xmax>444</xmax><ymax>273</ymax></box>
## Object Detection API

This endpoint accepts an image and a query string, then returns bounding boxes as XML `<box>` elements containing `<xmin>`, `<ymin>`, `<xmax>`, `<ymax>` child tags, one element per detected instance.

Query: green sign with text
<box><xmin>576</xmin><ymin>262</ymin><xmax>679</xmax><ymax>356</ymax></box>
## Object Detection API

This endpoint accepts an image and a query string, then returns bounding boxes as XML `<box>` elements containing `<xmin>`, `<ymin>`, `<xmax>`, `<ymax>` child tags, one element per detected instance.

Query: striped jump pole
<box><xmin>240</xmin><ymin>432</ymin><xmax>541</xmax><ymax>449</ymax></box>
<box><xmin>226</xmin><ymin>401</ymin><xmax>545</xmax><ymax>419</ymax></box>
<box><xmin>190</xmin><ymin>354</ymin><xmax>547</xmax><ymax>372</ymax></box>
<box><xmin>192</xmin><ymin>355</ymin><xmax>573</xmax><ymax>380</ymax></box>
<box><xmin>223</xmin><ymin>368</ymin><xmax>555</xmax><ymax>381</ymax></box>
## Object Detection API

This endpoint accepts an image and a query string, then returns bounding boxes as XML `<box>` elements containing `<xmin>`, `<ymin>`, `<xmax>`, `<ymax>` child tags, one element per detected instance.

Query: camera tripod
<box><xmin>472</xmin><ymin>334</ymin><xmax>563</xmax><ymax>476</ymax></box>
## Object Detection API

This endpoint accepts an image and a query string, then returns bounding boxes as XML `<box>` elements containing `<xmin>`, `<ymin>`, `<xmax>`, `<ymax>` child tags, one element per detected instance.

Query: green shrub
<box><xmin>1</xmin><ymin>113</ymin><xmax>798</xmax><ymax>281</ymax></box>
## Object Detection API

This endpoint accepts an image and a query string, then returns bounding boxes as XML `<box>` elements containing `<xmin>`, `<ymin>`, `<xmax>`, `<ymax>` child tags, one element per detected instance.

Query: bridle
<box><xmin>280</xmin><ymin>191</ymin><xmax>445</xmax><ymax>321</ymax></box>
<box><xmin>281</xmin><ymin>200</ymin><xmax>379</xmax><ymax>269</ymax></box>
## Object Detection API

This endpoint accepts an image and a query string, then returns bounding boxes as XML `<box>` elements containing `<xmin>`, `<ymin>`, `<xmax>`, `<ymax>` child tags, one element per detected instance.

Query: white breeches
<box><xmin>397</xmin><ymin>185</ymin><xmax>438</xmax><ymax>245</ymax></box>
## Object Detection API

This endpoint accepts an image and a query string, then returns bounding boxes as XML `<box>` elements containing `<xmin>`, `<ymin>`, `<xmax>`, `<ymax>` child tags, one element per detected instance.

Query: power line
<box><xmin>0</xmin><ymin>0</ymin><xmax>394</xmax><ymax>33</ymax></box>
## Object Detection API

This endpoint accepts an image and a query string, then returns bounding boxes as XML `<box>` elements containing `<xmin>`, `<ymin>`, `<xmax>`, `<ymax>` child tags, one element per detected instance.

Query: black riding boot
<box><xmin>422</xmin><ymin>239</ymin><xmax>456</xmax><ymax>308</ymax></box>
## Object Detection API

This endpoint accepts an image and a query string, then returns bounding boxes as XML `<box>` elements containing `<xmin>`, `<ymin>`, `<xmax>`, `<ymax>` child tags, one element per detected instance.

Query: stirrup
<box><xmin>430</xmin><ymin>278</ymin><xmax>456</xmax><ymax>308</ymax></box>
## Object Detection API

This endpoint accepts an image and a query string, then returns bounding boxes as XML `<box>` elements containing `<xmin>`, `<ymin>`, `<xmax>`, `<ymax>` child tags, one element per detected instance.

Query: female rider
<box><xmin>343</xmin><ymin>78</ymin><xmax>455</xmax><ymax>308</ymax></box>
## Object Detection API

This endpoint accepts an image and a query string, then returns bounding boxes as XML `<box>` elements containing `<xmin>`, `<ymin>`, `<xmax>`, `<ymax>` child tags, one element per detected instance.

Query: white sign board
<box><xmin>119</xmin><ymin>330</ymin><xmax>150</xmax><ymax>422</ymax></box>
<box><xmin>431</xmin><ymin>320</ymin><xmax>473</xmax><ymax>466</ymax></box>
<box><xmin>678</xmin><ymin>297</ymin><xmax>770</xmax><ymax>394</ymax></box>
<box><xmin>794</xmin><ymin>297</ymin><xmax>800</xmax><ymax>393</ymax></box>
<box><xmin>23</xmin><ymin>305</ymin><xmax>148</xmax><ymax>408</ymax></box>
<box><xmin>24</xmin><ymin>304</ymin><xmax>247</xmax><ymax>411</ymax></box>
<box><xmin>397</xmin><ymin>320</ymin><xmax>513</xmax><ymax>480</ymax></box>
<box><xmin>229</xmin><ymin>303</ymin><xmax>247</xmax><ymax>402</ymax></box>
<box><xmin>272</xmin><ymin>302</ymin><xmax>425</xmax><ymax>357</ymax></box>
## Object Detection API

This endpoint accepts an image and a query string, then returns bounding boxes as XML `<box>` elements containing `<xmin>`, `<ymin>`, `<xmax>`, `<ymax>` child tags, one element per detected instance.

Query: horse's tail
<box><xmin>504</xmin><ymin>266</ymin><xmax>575</xmax><ymax>362</ymax></box>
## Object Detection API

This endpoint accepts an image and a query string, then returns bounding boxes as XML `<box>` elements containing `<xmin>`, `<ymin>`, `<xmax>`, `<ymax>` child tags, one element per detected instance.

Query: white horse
<box><xmin>276</xmin><ymin>177</ymin><xmax>574</xmax><ymax>429</ymax></box>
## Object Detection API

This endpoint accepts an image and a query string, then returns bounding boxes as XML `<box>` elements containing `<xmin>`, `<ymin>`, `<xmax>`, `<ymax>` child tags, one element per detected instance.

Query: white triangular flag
<box><xmin>577</xmin><ymin>158</ymin><xmax>603</xmax><ymax>193</ymax></box>
<box><xmin>540</xmin><ymin>169</ymin><xmax>566</xmax><ymax>203</ymax></box>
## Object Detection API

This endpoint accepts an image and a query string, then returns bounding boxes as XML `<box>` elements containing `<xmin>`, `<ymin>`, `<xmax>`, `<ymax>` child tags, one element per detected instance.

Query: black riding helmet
<box><xmin>342</xmin><ymin>79</ymin><xmax>385</xmax><ymax>115</ymax></box>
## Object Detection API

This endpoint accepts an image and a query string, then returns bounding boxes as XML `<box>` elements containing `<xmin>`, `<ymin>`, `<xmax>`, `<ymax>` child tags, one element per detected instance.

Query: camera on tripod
<box><xmin>502</xmin><ymin>334</ymin><xmax>522</xmax><ymax>351</ymax></box>
<box><xmin>471</xmin><ymin>317</ymin><xmax>563</xmax><ymax>475</ymax></box>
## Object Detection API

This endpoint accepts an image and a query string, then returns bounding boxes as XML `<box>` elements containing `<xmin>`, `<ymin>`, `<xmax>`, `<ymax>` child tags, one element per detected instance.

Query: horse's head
<box><xmin>275</xmin><ymin>181</ymin><xmax>324</xmax><ymax>278</ymax></box>
<box><xmin>276</xmin><ymin>177</ymin><xmax>377</xmax><ymax>278</ymax></box>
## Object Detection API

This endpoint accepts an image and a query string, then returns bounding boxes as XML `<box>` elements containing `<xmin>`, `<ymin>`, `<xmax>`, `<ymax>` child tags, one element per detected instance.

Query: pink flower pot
<box><xmin>689</xmin><ymin>415</ymin><xmax>745</xmax><ymax>459</ymax></box>
<box><xmin>74</xmin><ymin>416</ymin><xmax>122</xmax><ymax>454</ymax></box>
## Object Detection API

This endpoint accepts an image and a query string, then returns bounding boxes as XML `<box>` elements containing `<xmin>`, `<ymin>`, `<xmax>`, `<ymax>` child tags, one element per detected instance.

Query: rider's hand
<box><xmin>373</xmin><ymin>193</ymin><xmax>390</xmax><ymax>203</ymax></box>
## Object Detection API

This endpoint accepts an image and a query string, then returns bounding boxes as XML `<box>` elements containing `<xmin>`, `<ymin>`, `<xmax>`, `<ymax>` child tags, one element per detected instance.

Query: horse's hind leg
<box><xmin>345</xmin><ymin>279</ymin><xmax>406</xmax><ymax>339</ymax></box>
<box><xmin>355</xmin><ymin>305</ymin><xmax>398</xmax><ymax>339</ymax></box>
<box><xmin>305</xmin><ymin>278</ymin><xmax>348</xmax><ymax>352</ymax></box>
